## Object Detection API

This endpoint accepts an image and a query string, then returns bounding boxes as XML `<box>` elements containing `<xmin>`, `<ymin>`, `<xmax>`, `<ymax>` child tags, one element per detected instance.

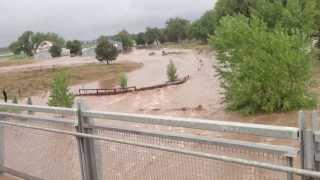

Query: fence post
<box><xmin>76</xmin><ymin>102</ymin><xmax>98</xmax><ymax>180</ymax></box>
<box><xmin>300</xmin><ymin>111</ymin><xmax>317</xmax><ymax>180</ymax></box>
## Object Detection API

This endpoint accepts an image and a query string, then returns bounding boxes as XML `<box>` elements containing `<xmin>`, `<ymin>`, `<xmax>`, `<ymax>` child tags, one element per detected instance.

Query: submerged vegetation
<box><xmin>48</xmin><ymin>72</ymin><xmax>75</xmax><ymax>108</ymax></box>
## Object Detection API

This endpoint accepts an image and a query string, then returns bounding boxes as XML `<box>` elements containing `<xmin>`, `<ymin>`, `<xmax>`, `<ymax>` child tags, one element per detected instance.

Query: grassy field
<box><xmin>0</xmin><ymin>62</ymin><xmax>142</xmax><ymax>99</ymax></box>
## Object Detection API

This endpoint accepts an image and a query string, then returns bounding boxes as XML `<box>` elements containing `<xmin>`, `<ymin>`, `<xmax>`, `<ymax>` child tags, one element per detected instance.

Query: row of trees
<box><xmin>134</xmin><ymin>18</ymin><xmax>191</xmax><ymax>46</ymax></box>
<box><xmin>209</xmin><ymin>0</ymin><xmax>320</xmax><ymax>114</ymax></box>
<box><xmin>9</xmin><ymin>31</ymin><xmax>83</xmax><ymax>58</ymax></box>
<box><xmin>9</xmin><ymin>31</ymin><xmax>65</xmax><ymax>56</ymax></box>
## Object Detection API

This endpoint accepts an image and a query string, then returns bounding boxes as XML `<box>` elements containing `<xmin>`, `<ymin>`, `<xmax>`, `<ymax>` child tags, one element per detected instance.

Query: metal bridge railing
<box><xmin>0</xmin><ymin>102</ymin><xmax>319</xmax><ymax>180</ymax></box>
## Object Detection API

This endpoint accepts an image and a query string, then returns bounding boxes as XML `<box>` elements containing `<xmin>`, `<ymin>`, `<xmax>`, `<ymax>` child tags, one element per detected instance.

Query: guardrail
<box><xmin>0</xmin><ymin>102</ymin><xmax>319</xmax><ymax>180</ymax></box>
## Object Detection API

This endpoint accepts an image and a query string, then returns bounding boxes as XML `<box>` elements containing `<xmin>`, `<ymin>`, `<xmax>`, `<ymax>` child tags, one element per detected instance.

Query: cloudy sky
<box><xmin>0</xmin><ymin>0</ymin><xmax>215</xmax><ymax>47</ymax></box>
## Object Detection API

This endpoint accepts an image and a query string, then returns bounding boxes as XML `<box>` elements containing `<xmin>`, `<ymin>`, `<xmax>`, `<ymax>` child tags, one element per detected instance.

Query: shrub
<box><xmin>210</xmin><ymin>15</ymin><xmax>315</xmax><ymax>114</ymax></box>
<box><xmin>49</xmin><ymin>45</ymin><xmax>62</xmax><ymax>57</ymax></box>
<box><xmin>48</xmin><ymin>72</ymin><xmax>74</xmax><ymax>108</ymax></box>
<box><xmin>167</xmin><ymin>60</ymin><xmax>178</xmax><ymax>82</ymax></box>
<box><xmin>119</xmin><ymin>73</ymin><xmax>128</xmax><ymax>89</ymax></box>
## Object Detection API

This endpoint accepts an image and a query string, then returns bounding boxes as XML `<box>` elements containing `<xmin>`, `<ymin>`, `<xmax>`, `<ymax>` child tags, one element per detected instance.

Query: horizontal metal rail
<box><xmin>0</xmin><ymin>103</ymin><xmax>76</xmax><ymax>115</ymax></box>
<box><xmin>0</xmin><ymin>112</ymin><xmax>75</xmax><ymax>124</ymax></box>
<box><xmin>0</xmin><ymin>166</ymin><xmax>43</xmax><ymax>180</ymax></box>
<box><xmin>0</xmin><ymin>112</ymin><xmax>299</xmax><ymax>157</ymax></box>
<box><xmin>92</xmin><ymin>124</ymin><xmax>299</xmax><ymax>157</ymax></box>
<box><xmin>0</xmin><ymin>121</ymin><xmax>317</xmax><ymax>178</ymax></box>
<box><xmin>0</xmin><ymin>103</ymin><xmax>300</xmax><ymax>139</ymax></box>
<box><xmin>84</xmin><ymin>110</ymin><xmax>299</xmax><ymax>139</ymax></box>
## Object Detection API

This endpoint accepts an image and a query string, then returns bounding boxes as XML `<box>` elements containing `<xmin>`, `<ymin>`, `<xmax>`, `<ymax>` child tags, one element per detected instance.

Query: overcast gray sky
<box><xmin>0</xmin><ymin>0</ymin><xmax>215</xmax><ymax>47</ymax></box>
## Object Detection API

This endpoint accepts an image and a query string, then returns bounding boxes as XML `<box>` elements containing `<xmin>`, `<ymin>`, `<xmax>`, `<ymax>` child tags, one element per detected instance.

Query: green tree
<box><xmin>145</xmin><ymin>27</ymin><xmax>162</xmax><ymax>44</ymax></box>
<box><xmin>212</xmin><ymin>0</ymin><xmax>318</xmax><ymax>34</ymax></box>
<box><xmin>9</xmin><ymin>41</ymin><xmax>22</xmax><ymax>55</ymax></box>
<box><xmin>252</xmin><ymin>0</ymin><xmax>317</xmax><ymax>34</ymax></box>
<box><xmin>95</xmin><ymin>36</ymin><xmax>119</xmax><ymax>64</ymax></box>
<box><xmin>9</xmin><ymin>31</ymin><xmax>65</xmax><ymax>56</ymax></box>
<box><xmin>167</xmin><ymin>60</ymin><xmax>178</xmax><ymax>82</ymax></box>
<box><xmin>48</xmin><ymin>72</ymin><xmax>74</xmax><ymax>108</ymax></box>
<box><xmin>188</xmin><ymin>10</ymin><xmax>216</xmax><ymax>42</ymax></box>
<box><xmin>135</xmin><ymin>32</ymin><xmax>146</xmax><ymax>45</ymax></box>
<box><xmin>49</xmin><ymin>45</ymin><xmax>62</xmax><ymax>57</ymax></box>
<box><xmin>119</xmin><ymin>73</ymin><xmax>128</xmax><ymax>88</ymax></box>
<box><xmin>210</xmin><ymin>15</ymin><xmax>315</xmax><ymax>114</ymax></box>
<box><xmin>66</xmin><ymin>40</ymin><xmax>82</xmax><ymax>56</ymax></box>
<box><xmin>165</xmin><ymin>18</ymin><xmax>190</xmax><ymax>42</ymax></box>
<box><xmin>116</xmin><ymin>30</ymin><xmax>133</xmax><ymax>51</ymax></box>
<box><xmin>17</xmin><ymin>31</ymin><xmax>34</xmax><ymax>56</ymax></box>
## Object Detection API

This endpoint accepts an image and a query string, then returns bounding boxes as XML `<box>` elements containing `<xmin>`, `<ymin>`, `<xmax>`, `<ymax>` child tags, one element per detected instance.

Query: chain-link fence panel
<box><xmin>92</xmin><ymin>126</ymin><xmax>293</xmax><ymax>180</ymax></box>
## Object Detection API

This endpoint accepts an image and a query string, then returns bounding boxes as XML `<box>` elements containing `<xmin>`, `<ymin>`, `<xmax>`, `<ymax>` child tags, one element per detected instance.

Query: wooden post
<box><xmin>76</xmin><ymin>102</ymin><xmax>98</xmax><ymax>180</ymax></box>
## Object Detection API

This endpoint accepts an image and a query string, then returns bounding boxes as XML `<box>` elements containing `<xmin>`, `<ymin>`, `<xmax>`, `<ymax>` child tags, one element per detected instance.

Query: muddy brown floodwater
<box><xmin>75</xmin><ymin>49</ymin><xmax>300</xmax><ymax>127</ymax></box>
<box><xmin>1</xmin><ymin>48</ymin><xmax>304</xmax><ymax>180</ymax></box>
<box><xmin>12</xmin><ymin>48</ymin><xmax>304</xmax><ymax>146</ymax></box>
<box><xmin>76</xmin><ymin>49</ymin><xmax>223</xmax><ymax>115</ymax></box>
<box><xmin>72</xmin><ymin>48</ymin><xmax>300</xmax><ymax>146</ymax></box>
